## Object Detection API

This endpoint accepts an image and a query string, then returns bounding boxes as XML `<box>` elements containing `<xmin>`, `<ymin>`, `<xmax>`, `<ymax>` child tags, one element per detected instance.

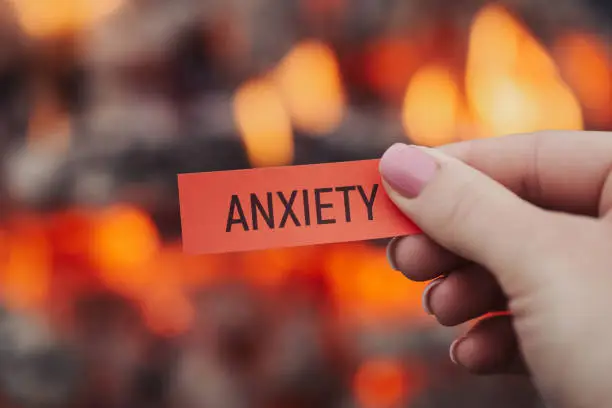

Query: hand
<box><xmin>379</xmin><ymin>131</ymin><xmax>612</xmax><ymax>408</ymax></box>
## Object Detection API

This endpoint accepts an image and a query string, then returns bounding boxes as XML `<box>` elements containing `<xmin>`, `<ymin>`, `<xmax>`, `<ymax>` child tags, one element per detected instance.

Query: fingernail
<box><xmin>386</xmin><ymin>237</ymin><xmax>403</xmax><ymax>270</ymax></box>
<box><xmin>379</xmin><ymin>143</ymin><xmax>438</xmax><ymax>198</ymax></box>
<box><xmin>449</xmin><ymin>337</ymin><xmax>465</xmax><ymax>365</ymax></box>
<box><xmin>422</xmin><ymin>278</ymin><xmax>443</xmax><ymax>315</ymax></box>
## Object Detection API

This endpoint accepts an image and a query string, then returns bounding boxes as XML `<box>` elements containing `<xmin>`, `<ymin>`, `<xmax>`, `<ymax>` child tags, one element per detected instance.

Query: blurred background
<box><xmin>0</xmin><ymin>0</ymin><xmax>609</xmax><ymax>407</ymax></box>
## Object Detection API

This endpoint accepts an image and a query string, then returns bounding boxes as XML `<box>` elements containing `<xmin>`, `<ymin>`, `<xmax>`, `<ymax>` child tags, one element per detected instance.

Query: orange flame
<box><xmin>10</xmin><ymin>0</ymin><xmax>123</xmax><ymax>37</ymax></box>
<box><xmin>234</xmin><ymin>77</ymin><xmax>294</xmax><ymax>167</ymax></box>
<box><xmin>466</xmin><ymin>5</ymin><xmax>583</xmax><ymax>137</ymax></box>
<box><xmin>554</xmin><ymin>33</ymin><xmax>612</xmax><ymax>126</ymax></box>
<box><xmin>325</xmin><ymin>244</ymin><xmax>425</xmax><ymax>322</ymax></box>
<box><xmin>274</xmin><ymin>40</ymin><xmax>345</xmax><ymax>135</ymax></box>
<box><xmin>2</xmin><ymin>221</ymin><xmax>51</xmax><ymax>310</ymax></box>
<box><xmin>139</xmin><ymin>278</ymin><xmax>194</xmax><ymax>337</ymax></box>
<box><xmin>354</xmin><ymin>359</ymin><xmax>408</xmax><ymax>408</ymax></box>
<box><xmin>401</xmin><ymin>65</ymin><xmax>462</xmax><ymax>146</ymax></box>
<box><xmin>365</xmin><ymin>38</ymin><xmax>418</xmax><ymax>102</ymax></box>
<box><xmin>90</xmin><ymin>205</ymin><xmax>160</xmax><ymax>294</ymax></box>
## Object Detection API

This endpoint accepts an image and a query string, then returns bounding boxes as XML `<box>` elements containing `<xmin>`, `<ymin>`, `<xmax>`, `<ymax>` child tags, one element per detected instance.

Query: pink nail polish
<box><xmin>379</xmin><ymin>144</ymin><xmax>438</xmax><ymax>198</ymax></box>
<box><xmin>422</xmin><ymin>278</ymin><xmax>443</xmax><ymax>315</ymax></box>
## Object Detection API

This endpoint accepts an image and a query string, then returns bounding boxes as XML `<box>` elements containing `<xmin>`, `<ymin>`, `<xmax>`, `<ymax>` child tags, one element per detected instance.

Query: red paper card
<box><xmin>178</xmin><ymin>159</ymin><xmax>420</xmax><ymax>254</ymax></box>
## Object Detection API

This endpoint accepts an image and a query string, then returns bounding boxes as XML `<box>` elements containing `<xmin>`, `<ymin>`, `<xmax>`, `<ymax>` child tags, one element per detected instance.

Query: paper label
<box><xmin>178</xmin><ymin>159</ymin><xmax>420</xmax><ymax>254</ymax></box>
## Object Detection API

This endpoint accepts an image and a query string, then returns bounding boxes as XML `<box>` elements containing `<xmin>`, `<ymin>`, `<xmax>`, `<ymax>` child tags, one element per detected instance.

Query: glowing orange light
<box><xmin>10</xmin><ymin>0</ymin><xmax>123</xmax><ymax>37</ymax></box>
<box><xmin>402</xmin><ymin>65</ymin><xmax>461</xmax><ymax>146</ymax></box>
<box><xmin>140</xmin><ymin>285</ymin><xmax>194</xmax><ymax>337</ymax></box>
<box><xmin>466</xmin><ymin>5</ymin><xmax>583</xmax><ymax>137</ymax></box>
<box><xmin>354</xmin><ymin>359</ymin><xmax>408</xmax><ymax>408</ymax></box>
<box><xmin>352</xmin><ymin>251</ymin><xmax>424</xmax><ymax>320</ymax></box>
<box><xmin>116</xmin><ymin>244</ymin><xmax>196</xmax><ymax>336</ymax></box>
<box><xmin>0</xmin><ymin>229</ymin><xmax>6</xmax><ymax>264</ymax></box>
<box><xmin>234</xmin><ymin>77</ymin><xmax>294</xmax><ymax>167</ymax></box>
<box><xmin>90</xmin><ymin>205</ymin><xmax>160</xmax><ymax>292</ymax></box>
<box><xmin>156</xmin><ymin>244</ymin><xmax>222</xmax><ymax>289</ymax></box>
<box><xmin>2</xmin><ymin>224</ymin><xmax>51</xmax><ymax>310</ymax></box>
<box><xmin>240</xmin><ymin>247</ymin><xmax>304</xmax><ymax>289</ymax></box>
<box><xmin>554</xmin><ymin>33</ymin><xmax>612</xmax><ymax>125</ymax></box>
<box><xmin>466</xmin><ymin>6</ymin><xmax>520</xmax><ymax>74</ymax></box>
<box><xmin>48</xmin><ymin>210</ymin><xmax>92</xmax><ymax>257</ymax></box>
<box><xmin>274</xmin><ymin>40</ymin><xmax>345</xmax><ymax>135</ymax></box>
<box><xmin>324</xmin><ymin>244</ymin><xmax>425</xmax><ymax>323</ymax></box>
<box><xmin>364</xmin><ymin>38</ymin><xmax>417</xmax><ymax>102</ymax></box>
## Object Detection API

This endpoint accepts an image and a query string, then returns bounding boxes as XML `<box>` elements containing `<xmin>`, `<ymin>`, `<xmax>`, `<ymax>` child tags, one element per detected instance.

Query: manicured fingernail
<box><xmin>422</xmin><ymin>278</ymin><xmax>443</xmax><ymax>315</ymax></box>
<box><xmin>449</xmin><ymin>337</ymin><xmax>465</xmax><ymax>365</ymax></box>
<box><xmin>386</xmin><ymin>236</ymin><xmax>403</xmax><ymax>270</ymax></box>
<box><xmin>379</xmin><ymin>144</ymin><xmax>438</xmax><ymax>198</ymax></box>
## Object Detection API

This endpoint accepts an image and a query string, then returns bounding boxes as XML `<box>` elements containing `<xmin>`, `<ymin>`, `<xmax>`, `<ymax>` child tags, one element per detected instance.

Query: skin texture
<box><xmin>381</xmin><ymin>131</ymin><xmax>612</xmax><ymax>408</ymax></box>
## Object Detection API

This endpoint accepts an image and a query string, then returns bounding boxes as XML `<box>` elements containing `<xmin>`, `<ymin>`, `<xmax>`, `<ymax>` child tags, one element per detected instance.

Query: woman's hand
<box><xmin>380</xmin><ymin>131</ymin><xmax>612</xmax><ymax>408</ymax></box>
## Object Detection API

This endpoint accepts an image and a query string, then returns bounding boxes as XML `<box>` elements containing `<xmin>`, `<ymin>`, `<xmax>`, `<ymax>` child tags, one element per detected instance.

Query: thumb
<box><xmin>379</xmin><ymin>143</ymin><xmax>554</xmax><ymax>289</ymax></box>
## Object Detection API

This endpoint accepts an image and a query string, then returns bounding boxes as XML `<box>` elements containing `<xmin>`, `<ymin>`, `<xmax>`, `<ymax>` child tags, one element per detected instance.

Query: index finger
<box><xmin>438</xmin><ymin>131</ymin><xmax>612</xmax><ymax>216</ymax></box>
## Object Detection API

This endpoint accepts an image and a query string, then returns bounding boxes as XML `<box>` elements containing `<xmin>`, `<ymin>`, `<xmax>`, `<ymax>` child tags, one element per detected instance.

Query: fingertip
<box><xmin>427</xmin><ymin>265</ymin><xmax>507</xmax><ymax>327</ymax></box>
<box><xmin>422</xmin><ymin>277</ymin><xmax>443</xmax><ymax>315</ymax></box>
<box><xmin>450</xmin><ymin>315</ymin><xmax>520</xmax><ymax>375</ymax></box>
<box><xmin>390</xmin><ymin>234</ymin><xmax>464</xmax><ymax>282</ymax></box>
<box><xmin>379</xmin><ymin>143</ymin><xmax>439</xmax><ymax>199</ymax></box>
<box><xmin>449</xmin><ymin>336</ymin><xmax>465</xmax><ymax>365</ymax></box>
<box><xmin>386</xmin><ymin>236</ymin><xmax>402</xmax><ymax>271</ymax></box>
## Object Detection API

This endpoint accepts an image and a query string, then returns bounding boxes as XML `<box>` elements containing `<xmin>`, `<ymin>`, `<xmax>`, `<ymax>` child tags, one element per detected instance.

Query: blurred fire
<box><xmin>274</xmin><ymin>40</ymin><xmax>345</xmax><ymax>135</ymax></box>
<box><xmin>402</xmin><ymin>64</ymin><xmax>462</xmax><ymax>146</ymax></box>
<box><xmin>2</xmin><ymin>218</ymin><xmax>51</xmax><ymax>310</ymax></box>
<box><xmin>354</xmin><ymin>359</ymin><xmax>410</xmax><ymax>408</ymax></box>
<box><xmin>87</xmin><ymin>207</ymin><xmax>199</xmax><ymax>336</ymax></box>
<box><xmin>10</xmin><ymin>0</ymin><xmax>123</xmax><ymax>37</ymax></box>
<box><xmin>47</xmin><ymin>210</ymin><xmax>93</xmax><ymax>266</ymax></box>
<box><xmin>399</xmin><ymin>5</ymin><xmax>592</xmax><ymax>147</ymax></box>
<box><xmin>139</xmin><ymin>277</ymin><xmax>194</xmax><ymax>337</ymax></box>
<box><xmin>365</xmin><ymin>38</ymin><xmax>419</xmax><ymax>103</ymax></box>
<box><xmin>465</xmin><ymin>5</ymin><xmax>583</xmax><ymax>138</ymax></box>
<box><xmin>90</xmin><ymin>205</ymin><xmax>160</xmax><ymax>294</ymax></box>
<box><xmin>0</xmin><ymin>206</ymin><xmax>426</xmax><ymax>335</ymax></box>
<box><xmin>325</xmin><ymin>245</ymin><xmax>425</xmax><ymax>323</ymax></box>
<box><xmin>234</xmin><ymin>77</ymin><xmax>295</xmax><ymax>167</ymax></box>
<box><xmin>1</xmin><ymin>1</ymin><xmax>610</xmax><ymax>340</ymax></box>
<box><xmin>235</xmin><ymin>39</ymin><xmax>344</xmax><ymax>160</ymax></box>
<box><xmin>554</xmin><ymin>33</ymin><xmax>612</xmax><ymax>126</ymax></box>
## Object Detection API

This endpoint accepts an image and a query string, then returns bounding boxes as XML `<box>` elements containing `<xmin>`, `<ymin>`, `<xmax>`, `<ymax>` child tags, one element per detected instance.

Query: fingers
<box><xmin>438</xmin><ymin>131</ymin><xmax>612</xmax><ymax>216</ymax></box>
<box><xmin>422</xmin><ymin>264</ymin><xmax>506</xmax><ymax>326</ymax></box>
<box><xmin>450</xmin><ymin>314</ymin><xmax>527</xmax><ymax>375</ymax></box>
<box><xmin>379</xmin><ymin>143</ymin><xmax>558</xmax><ymax>291</ymax></box>
<box><xmin>387</xmin><ymin>235</ymin><xmax>464</xmax><ymax>281</ymax></box>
